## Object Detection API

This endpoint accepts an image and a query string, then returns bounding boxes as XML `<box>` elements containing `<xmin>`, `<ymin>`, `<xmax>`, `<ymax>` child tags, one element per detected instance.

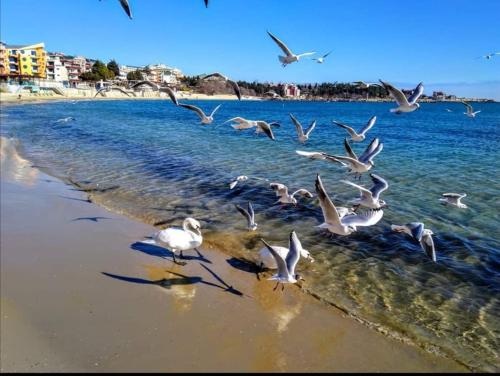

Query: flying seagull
<box><xmin>235</xmin><ymin>202</ymin><xmax>258</xmax><ymax>231</ymax></box>
<box><xmin>379</xmin><ymin>80</ymin><xmax>424</xmax><ymax>113</ymax></box>
<box><xmin>461</xmin><ymin>101</ymin><xmax>481</xmax><ymax>118</ymax></box>
<box><xmin>341</xmin><ymin>173</ymin><xmax>389</xmax><ymax>209</ymax></box>
<box><xmin>270</xmin><ymin>183</ymin><xmax>313</xmax><ymax>205</ymax></box>
<box><xmin>267</xmin><ymin>31</ymin><xmax>316</xmax><ymax>67</ymax></box>
<box><xmin>477</xmin><ymin>52</ymin><xmax>500</xmax><ymax>60</ymax></box>
<box><xmin>312</xmin><ymin>51</ymin><xmax>332</xmax><ymax>64</ymax></box>
<box><xmin>258</xmin><ymin>243</ymin><xmax>314</xmax><ymax>270</ymax></box>
<box><xmin>289</xmin><ymin>113</ymin><xmax>317</xmax><ymax>143</ymax></box>
<box><xmin>352</xmin><ymin>81</ymin><xmax>381</xmax><ymax>89</ymax></box>
<box><xmin>332</xmin><ymin>116</ymin><xmax>376</xmax><ymax>142</ymax></box>
<box><xmin>391</xmin><ymin>222</ymin><xmax>436</xmax><ymax>262</ymax></box>
<box><xmin>178</xmin><ymin>103</ymin><xmax>221</xmax><ymax>124</ymax></box>
<box><xmin>204</xmin><ymin>0</ymin><xmax>209</xmax><ymax>7</ymax></box>
<box><xmin>225</xmin><ymin>117</ymin><xmax>279</xmax><ymax>140</ymax></box>
<box><xmin>202</xmin><ymin>72</ymin><xmax>241</xmax><ymax>100</ymax></box>
<box><xmin>260</xmin><ymin>231</ymin><xmax>306</xmax><ymax>291</ymax></box>
<box><xmin>160</xmin><ymin>86</ymin><xmax>179</xmax><ymax>106</ymax></box>
<box><xmin>439</xmin><ymin>193</ymin><xmax>468</xmax><ymax>208</ymax></box>
<box><xmin>315</xmin><ymin>174</ymin><xmax>383</xmax><ymax>236</ymax></box>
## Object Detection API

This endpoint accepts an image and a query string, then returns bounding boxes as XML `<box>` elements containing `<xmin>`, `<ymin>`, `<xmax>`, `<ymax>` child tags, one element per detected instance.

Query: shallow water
<box><xmin>1</xmin><ymin>99</ymin><xmax>499</xmax><ymax>371</ymax></box>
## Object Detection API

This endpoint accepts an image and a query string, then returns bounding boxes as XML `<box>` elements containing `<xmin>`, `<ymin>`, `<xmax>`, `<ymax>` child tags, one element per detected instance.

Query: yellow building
<box><xmin>0</xmin><ymin>42</ymin><xmax>47</xmax><ymax>79</ymax></box>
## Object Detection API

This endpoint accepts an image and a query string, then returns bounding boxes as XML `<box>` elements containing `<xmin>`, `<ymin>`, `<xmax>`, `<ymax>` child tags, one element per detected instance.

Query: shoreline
<box><xmin>0</xmin><ymin>136</ymin><xmax>469</xmax><ymax>372</ymax></box>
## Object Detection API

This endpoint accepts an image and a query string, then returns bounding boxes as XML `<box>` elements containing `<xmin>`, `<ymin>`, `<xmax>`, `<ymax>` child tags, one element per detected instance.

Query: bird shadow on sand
<box><xmin>58</xmin><ymin>195</ymin><xmax>92</xmax><ymax>204</ymax></box>
<box><xmin>71</xmin><ymin>216</ymin><xmax>113</xmax><ymax>223</ymax></box>
<box><xmin>130</xmin><ymin>241</ymin><xmax>212</xmax><ymax>264</ymax></box>
<box><xmin>226</xmin><ymin>257</ymin><xmax>262</xmax><ymax>281</ymax></box>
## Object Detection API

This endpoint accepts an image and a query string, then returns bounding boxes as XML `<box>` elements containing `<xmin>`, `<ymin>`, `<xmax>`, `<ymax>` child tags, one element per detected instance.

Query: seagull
<box><xmin>461</xmin><ymin>101</ymin><xmax>481</xmax><ymax>118</ymax></box>
<box><xmin>332</xmin><ymin>116</ymin><xmax>376</xmax><ymax>142</ymax></box>
<box><xmin>55</xmin><ymin>117</ymin><xmax>75</xmax><ymax>123</ymax></box>
<box><xmin>312</xmin><ymin>51</ymin><xmax>332</xmax><ymax>64</ymax></box>
<box><xmin>352</xmin><ymin>81</ymin><xmax>381</xmax><ymax>89</ymax></box>
<box><xmin>178</xmin><ymin>103</ymin><xmax>221</xmax><ymax>124</ymax></box>
<box><xmin>341</xmin><ymin>173</ymin><xmax>389</xmax><ymax>209</ymax></box>
<box><xmin>258</xmin><ymin>243</ymin><xmax>314</xmax><ymax>270</ymax></box>
<box><xmin>264</xmin><ymin>91</ymin><xmax>282</xmax><ymax>99</ymax></box>
<box><xmin>204</xmin><ymin>0</ymin><xmax>209</xmax><ymax>7</ymax></box>
<box><xmin>225</xmin><ymin>117</ymin><xmax>280</xmax><ymax>136</ymax></box>
<box><xmin>235</xmin><ymin>201</ymin><xmax>258</xmax><ymax>231</ymax></box>
<box><xmin>255</xmin><ymin>121</ymin><xmax>278</xmax><ymax>140</ymax></box>
<box><xmin>439</xmin><ymin>193</ymin><xmax>467</xmax><ymax>208</ymax></box>
<box><xmin>267</xmin><ymin>31</ymin><xmax>316</xmax><ymax>67</ymax></box>
<box><xmin>270</xmin><ymin>183</ymin><xmax>313</xmax><ymax>205</ymax></box>
<box><xmin>202</xmin><ymin>72</ymin><xmax>241</xmax><ymax>100</ymax></box>
<box><xmin>445</xmin><ymin>108</ymin><xmax>453</xmax><ymax>112</ymax></box>
<box><xmin>379</xmin><ymin>80</ymin><xmax>424</xmax><ymax>113</ymax></box>
<box><xmin>391</xmin><ymin>222</ymin><xmax>436</xmax><ymax>262</ymax></box>
<box><xmin>148</xmin><ymin>218</ymin><xmax>203</xmax><ymax>265</ymax></box>
<box><xmin>260</xmin><ymin>231</ymin><xmax>306</xmax><ymax>291</ymax></box>
<box><xmin>289</xmin><ymin>113</ymin><xmax>317</xmax><ymax>143</ymax></box>
<box><xmin>229</xmin><ymin>175</ymin><xmax>248</xmax><ymax>189</ymax></box>
<box><xmin>478</xmin><ymin>52</ymin><xmax>500</xmax><ymax>60</ymax></box>
<box><xmin>315</xmin><ymin>174</ymin><xmax>383</xmax><ymax>236</ymax></box>
<box><xmin>160</xmin><ymin>86</ymin><xmax>179</xmax><ymax>106</ymax></box>
<box><xmin>119</xmin><ymin>0</ymin><xmax>132</xmax><ymax>19</ymax></box>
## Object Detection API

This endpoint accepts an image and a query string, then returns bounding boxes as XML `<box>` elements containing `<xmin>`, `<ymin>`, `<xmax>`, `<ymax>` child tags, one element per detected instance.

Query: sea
<box><xmin>1</xmin><ymin>99</ymin><xmax>499</xmax><ymax>371</ymax></box>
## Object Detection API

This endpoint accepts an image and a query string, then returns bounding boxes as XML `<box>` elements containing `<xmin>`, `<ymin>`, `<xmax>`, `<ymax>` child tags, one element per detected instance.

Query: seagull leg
<box><xmin>273</xmin><ymin>282</ymin><xmax>280</xmax><ymax>291</ymax></box>
<box><xmin>179</xmin><ymin>250</ymin><xmax>184</xmax><ymax>259</ymax></box>
<box><xmin>281</xmin><ymin>284</ymin><xmax>285</xmax><ymax>292</ymax></box>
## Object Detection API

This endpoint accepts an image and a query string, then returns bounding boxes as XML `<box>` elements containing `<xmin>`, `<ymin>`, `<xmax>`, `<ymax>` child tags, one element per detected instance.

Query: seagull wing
<box><xmin>341</xmin><ymin>180</ymin><xmax>373</xmax><ymax>197</ymax></box>
<box><xmin>235</xmin><ymin>204</ymin><xmax>252</xmax><ymax>228</ymax></box>
<box><xmin>344</xmin><ymin>138</ymin><xmax>358</xmax><ymax>160</ymax></box>
<box><xmin>420</xmin><ymin>233</ymin><xmax>436</xmax><ymax>262</ymax></box>
<box><xmin>178</xmin><ymin>103</ymin><xmax>206</xmax><ymax>120</ymax></box>
<box><xmin>286</xmin><ymin>231</ymin><xmax>302</xmax><ymax>277</ymax></box>
<box><xmin>341</xmin><ymin>209</ymin><xmax>383</xmax><ymax>227</ymax></box>
<box><xmin>270</xmin><ymin>183</ymin><xmax>289</xmax><ymax>198</ymax></box>
<box><xmin>204</xmin><ymin>0</ymin><xmax>209</xmax><ymax>7</ymax></box>
<box><xmin>227</xmin><ymin>79</ymin><xmax>242</xmax><ymax>100</ymax></box>
<box><xmin>379</xmin><ymin>80</ymin><xmax>410</xmax><ymax>107</ymax></box>
<box><xmin>210</xmin><ymin>104</ymin><xmax>222</xmax><ymax>117</ymax></box>
<box><xmin>359</xmin><ymin>138</ymin><xmax>380</xmax><ymax>163</ymax></box>
<box><xmin>322</xmin><ymin>51</ymin><xmax>332</xmax><ymax>59</ymax></box>
<box><xmin>291</xmin><ymin>189</ymin><xmax>313</xmax><ymax>198</ymax></box>
<box><xmin>297</xmin><ymin>52</ymin><xmax>317</xmax><ymax>58</ymax></box>
<box><xmin>442</xmin><ymin>193</ymin><xmax>466</xmax><ymax>198</ymax></box>
<box><xmin>256</xmin><ymin>121</ymin><xmax>275</xmax><ymax>140</ymax></box>
<box><xmin>359</xmin><ymin>116</ymin><xmax>377</xmax><ymax>136</ymax></box>
<box><xmin>160</xmin><ymin>86</ymin><xmax>179</xmax><ymax>106</ymax></box>
<box><xmin>369</xmin><ymin>173</ymin><xmax>389</xmax><ymax>200</ymax></box>
<box><xmin>248</xmin><ymin>201</ymin><xmax>255</xmax><ymax>225</ymax></box>
<box><xmin>267</xmin><ymin>31</ymin><xmax>294</xmax><ymax>57</ymax></box>
<box><xmin>290</xmin><ymin>113</ymin><xmax>305</xmax><ymax>138</ymax></box>
<box><xmin>364</xmin><ymin>142</ymin><xmax>384</xmax><ymax>163</ymax></box>
<box><xmin>407</xmin><ymin>82</ymin><xmax>424</xmax><ymax>105</ymax></box>
<box><xmin>119</xmin><ymin>0</ymin><xmax>132</xmax><ymax>19</ymax></box>
<box><xmin>329</xmin><ymin>155</ymin><xmax>365</xmax><ymax>169</ymax></box>
<box><xmin>333</xmin><ymin>121</ymin><xmax>357</xmax><ymax>138</ymax></box>
<box><xmin>224</xmin><ymin>117</ymin><xmax>248</xmax><ymax>124</ymax></box>
<box><xmin>315</xmin><ymin>174</ymin><xmax>341</xmax><ymax>226</ymax></box>
<box><xmin>261</xmin><ymin>238</ymin><xmax>288</xmax><ymax>279</ymax></box>
<box><xmin>296</xmin><ymin>150</ymin><xmax>327</xmax><ymax>160</ymax></box>
<box><xmin>461</xmin><ymin>101</ymin><xmax>473</xmax><ymax>114</ymax></box>
<box><xmin>203</xmin><ymin>72</ymin><xmax>227</xmax><ymax>80</ymax></box>
<box><xmin>406</xmin><ymin>222</ymin><xmax>425</xmax><ymax>242</ymax></box>
<box><xmin>304</xmin><ymin>120</ymin><xmax>317</xmax><ymax>137</ymax></box>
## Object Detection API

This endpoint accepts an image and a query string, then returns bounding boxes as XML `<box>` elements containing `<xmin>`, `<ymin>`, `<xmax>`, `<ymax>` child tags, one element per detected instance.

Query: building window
<box><xmin>9</xmin><ymin>57</ymin><xmax>17</xmax><ymax>62</ymax></box>
<box><xmin>32</xmin><ymin>59</ymin><xmax>37</xmax><ymax>63</ymax></box>
<box><xmin>10</xmin><ymin>50</ymin><xmax>17</xmax><ymax>54</ymax></box>
<box><xmin>31</xmin><ymin>51</ymin><xmax>36</xmax><ymax>56</ymax></box>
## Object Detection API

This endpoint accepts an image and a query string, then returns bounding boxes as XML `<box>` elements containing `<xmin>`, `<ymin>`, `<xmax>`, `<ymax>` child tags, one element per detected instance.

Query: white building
<box><xmin>144</xmin><ymin>64</ymin><xmax>183</xmax><ymax>85</ymax></box>
<box><xmin>118</xmin><ymin>64</ymin><xmax>142</xmax><ymax>81</ymax></box>
<box><xmin>46</xmin><ymin>53</ymin><xmax>68</xmax><ymax>83</ymax></box>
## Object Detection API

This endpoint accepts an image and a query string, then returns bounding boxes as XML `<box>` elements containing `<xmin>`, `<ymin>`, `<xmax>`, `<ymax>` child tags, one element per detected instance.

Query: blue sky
<box><xmin>2</xmin><ymin>0</ymin><xmax>499</xmax><ymax>99</ymax></box>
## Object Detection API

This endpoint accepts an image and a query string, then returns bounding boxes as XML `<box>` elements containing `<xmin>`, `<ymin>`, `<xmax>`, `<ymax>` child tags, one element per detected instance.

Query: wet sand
<box><xmin>0</xmin><ymin>137</ymin><xmax>467</xmax><ymax>372</ymax></box>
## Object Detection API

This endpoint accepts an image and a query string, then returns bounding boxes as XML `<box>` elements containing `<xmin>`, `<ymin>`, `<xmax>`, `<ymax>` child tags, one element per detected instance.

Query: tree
<box><xmin>126</xmin><ymin>70</ymin><xmax>144</xmax><ymax>81</ymax></box>
<box><xmin>107</xmin><ymin>60</ymin><xmax>120</xmax><ymax>77</ymax></box>
<box><xmin>91</xmin><ymin>60</ymin><xmax>115</xmax><ymax>80</ymax></box>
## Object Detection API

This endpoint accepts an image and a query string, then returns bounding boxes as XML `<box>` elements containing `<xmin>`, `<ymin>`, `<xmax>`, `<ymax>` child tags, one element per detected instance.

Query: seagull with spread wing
<box><xmin>312</xmin><ymin>51</ymin><xmax>332</xmax><ymax>64</ymax></box>
<box><xmin>391</xmin><ymin>222</ymin><xmax>436</xmax><ymax>262</ymax></box>
<box><xmin>267</xmin><ymin>31</ymin><xmax>316</xmax><ymax>67</ymax></box>
<box><xmin>289</xmin><ymin>113</ymin><xmax>317</xmax><ymax>143</ymax></box>
<box><xmin>202</xmin><ymin>72</ymin><xmax>242</xmax><ymax>100</ymax></box>
<box><xmin>439</xmin><ymin>193</ymin><xmax>468</xmax><ymax>208</ymax></box>
<box><xmin>178</xmin><ymin>103</ymin><xmax>221</xmax><ymax>124</ymax></box>
<box><xmin>461</xmin><ymin>101</ymin><xmax>481</xmax><ymax>118</ymax></box>
<box><xmin>270</xmin><ymin>182</ymin><xmax>313</xmax><ymax>205</ymax></box>
<box><xmin>235</xmin><ymin>202</ymin><xmax>258</xmax><ymax>231</ymax></box>
<box><xmin>332</xmin><ymin>116</ymin><xmax>376</xmax><ymax>142</ymax></box>
<box><xmin>379</xmin><ymin>80</ymin><xmax>424</xmax><ymax>114</ymax></box>
<box><xmin>341</xmin><ymin>173</ymin><xmax>389</xmax><ymax>209</ymax></box>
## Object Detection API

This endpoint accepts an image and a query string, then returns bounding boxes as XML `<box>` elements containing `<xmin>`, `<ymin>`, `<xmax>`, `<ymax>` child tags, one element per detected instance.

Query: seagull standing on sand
<box><xmin>391</xmin><ymin>222</ymin><xmax>436</xmax><ymax>262</ymax></box>
<box><xmin>270</xmin><ymin>183</ymin><xmax>313</xmax><ymax>205</ymax></box>
<box><xmin>315</xmin><ymin>174</ymin><xmax>383</xmax><ymax>236</ymax></box>
<box><xmin>235</xmin><ymin>202</ymin><xmax>258</xmax><ymax>231</ymax></box>
<box><xmin>202</xmin><ymin>72</ymin><xmax>242</xmax><ymax>100</ymax></box>
<box><xmin>290</xmin><ymin>113</ymin><xmax>317</xmax><ymax>143</ymax></box>
<box><xmin>260</xmin><ymin>231</ymin><xmax>306</xmax><ymax>291</ymax></box>
<box><xmin>178</xmin><ymin>103</ymin><xmax>221</xmax><ymax>124</ymax></box>
<box><xmin>379</xmin><ymin>80</ymin><xmax>424</xmax><ymax>113</ymax></box>
<box><xmin>341</xmin><ymin>173</ymin><xmax>389</xmax><ymax>210</ymax></box>
<box><xmin>267</xmin><ymin>31</ymin><xmax>316</xmax><ymax>67</ymax></box>
<box><xmin>439</xmin><ymin>193</ymin><xmax>468</xmax><ymax>208</ymax></box>
<box><xmin>461</xmin><ymin>101</ymin><xmax>481</xmax><ymax>118</ymax></box>
<box><xmin>312</xmin><ymin>51</ymin><xmax>332</xmax><ymax>64</ymax></box>
<box><xmin>148</xmin><ymin>218</ymin><xmax>203</xmax><ymax>265</ymax></box>
<box><xmin>332</xmin><ymin>116</ymin><xmax>376</xmax><ymax>142</ymax></box>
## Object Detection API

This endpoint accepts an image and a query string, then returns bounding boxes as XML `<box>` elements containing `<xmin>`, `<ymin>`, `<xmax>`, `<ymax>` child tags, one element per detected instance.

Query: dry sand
<box><xmin>0</xmin><ymin>137</ymin><xmax>467</xmax><ymax>372</ymax></box>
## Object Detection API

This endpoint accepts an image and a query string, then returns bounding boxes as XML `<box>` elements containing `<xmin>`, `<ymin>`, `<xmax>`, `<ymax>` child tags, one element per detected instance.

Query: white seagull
<box><xmin>478</xmin><ymin>52</ymin><xmax>500</xmax><ymax>60</ymax></box>
<box><xmin>225</xmin><ymin>117</ymin><xmax>279</xmax><ymax>140</ymax></box>
<box><xmin>439</xmin><ymin>193</ymin><xmax>468</xmax><ymax>208</ymax></box>
<box><xmin>235</xmin><ymin>201</ymin><xmax>258</xmax><ymax>231</ymax></box>
<box><xmin>55</xmin><ymin>117</ymin><xmax>75</xmax><ymax>123</ymax></box>
<box><xmin>352</xmin><ymin>81</ymin><xmax>381</xmax><ymax>89</ymax></box>
<box><xmin>202</xmin><ymin>72</ymin><xmax>242</xmax><ymax>100</ymax></box>
<box><xmin>379</xmin><ymin>80</ymin><xmax>424</xmax><ymax>114</ymax></box>
<box><xmin>289</xmin><ymin>113</ymin><xmax>317</xmax><ymax>143</ymax></box>
<box><xmin>258</xmin><ymin>243</ymin><xmax>314</xmax><ymax>270</ymax></box>
<box><xmin>341</xmin><ymin>173</ymin><xmax>389</xmax><ymax>209</ymax></box>
<box><xmin>149</xmin><ymin>218</ymin><xmax>203</xmax><ymax>265</ymax></box>
<box><xmin>461</xmin><ymin>101</ymin><xmax>481</xmax><ymax>118</ymax></box>
<box><xmin>270</xmin><ymin>182</ymin><xmax>313</xmax><ymax>205</ymax></box>
<box><xmin>260</xmin><ymin>231</ymin><xmax>306</xmax><ymax>291</ymax></box>
<box><xmin>312</xmin><ymin>51</ymin><xmax>332</xmax><ymax>64</ymax></box>
<box><xmin>391</xmin><ymin>222</ymin><xmax>436</xmax><ymax>262</ymax></box>
<box><xmin>332</xmin><ymin>115</ymin><xmax>376</xmax><ymax>142</ymax></box>
<box><xmin>267</xmin><ymin>31</ymin><xmax>316</xmax><ymax>67</ymax></box>
<box><xmin>178</xmin><ymin>103</ymin><xmax>221</xmax><ymax>124</ymax></box>
<box><xmin>315</xmin><ymin>174</ymin><xmax>383</xmax><ymax>236</ymax></box>
<box><xmin>229</xmin><ymin>175</ymin><xmax>248</xmax><ymax>190</ymax></box>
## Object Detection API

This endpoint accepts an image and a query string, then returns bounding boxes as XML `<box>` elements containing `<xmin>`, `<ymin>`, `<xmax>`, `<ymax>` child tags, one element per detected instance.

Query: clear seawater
<box><xmin>1</xmin><ymin>99</ymin><xmax>499</xmax><ymax>371</ymax></box>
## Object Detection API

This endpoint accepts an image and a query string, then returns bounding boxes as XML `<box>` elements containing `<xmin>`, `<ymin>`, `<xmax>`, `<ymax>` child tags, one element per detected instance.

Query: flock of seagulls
<box><xmin>100</xmin><ymin>1</ymin><xmax>477</xmax><ymax>292</ymax></box>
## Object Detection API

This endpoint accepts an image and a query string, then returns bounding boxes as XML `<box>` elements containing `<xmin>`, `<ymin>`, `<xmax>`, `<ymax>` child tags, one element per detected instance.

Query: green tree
<box><xmin>126</xmin><ymin>70</ymin><xmax>144</xmax><ymax>81</ymax></box>
<box><xmin>107</xmin><ymin>60</ymin><xmax>120</xmax><ymax>77</ymax></box>
<box><xmin>91</xmin><ymin>60</ymin><xmax>115</xmax><ymax>80</ymax></box>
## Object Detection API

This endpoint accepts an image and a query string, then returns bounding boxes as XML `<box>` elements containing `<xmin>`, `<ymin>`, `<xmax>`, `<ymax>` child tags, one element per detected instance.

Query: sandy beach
<box><xmin>0</xmin><ymin>136</ymin><xmax>468</xmax><ymax>372</ymax></box>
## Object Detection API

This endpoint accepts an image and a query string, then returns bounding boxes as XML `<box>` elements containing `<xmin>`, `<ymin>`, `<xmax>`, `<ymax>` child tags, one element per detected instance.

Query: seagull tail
<box><xmin>278</xmin><ymin>56</ymin><xmax>287</xmax><ymax>63</ymax></box>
